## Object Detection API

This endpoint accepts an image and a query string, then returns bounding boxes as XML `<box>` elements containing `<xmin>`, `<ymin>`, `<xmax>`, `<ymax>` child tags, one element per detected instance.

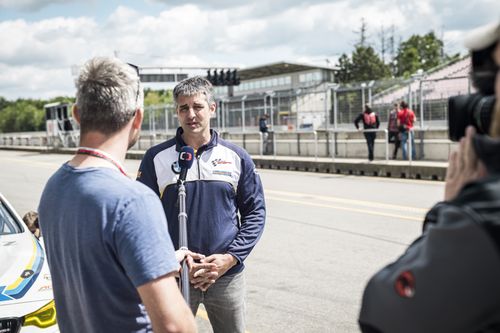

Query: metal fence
<box><xmin>141</xmin><ymin>75</ymin><xmax>472</xmax><ymax>135</ymax></box>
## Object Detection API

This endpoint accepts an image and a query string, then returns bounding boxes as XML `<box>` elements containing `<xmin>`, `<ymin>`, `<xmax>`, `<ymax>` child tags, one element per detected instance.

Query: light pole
<box><xmin>266</xmin><ymin>91</ymin><xmax>276</xmax><ymax>129</ymax></box>
<box><xmin>241</xmin><ymin>95</ymin><xmax>247</xmax><ymax>132</ymax></box>
<box><xmin>325</xmin><ymin>83</ymin><xmax>339</xmax><ymax>130</ymax></box>
<box><xmin>295</xmin><ymin>89</ymin><xmax>302</xmax><ymax>130</ymax></box>
<box><xmin>392</xmin><ymin>59</ymin><xmax>398</xmax><ymax>77</ymax></box>
<box><xmin>411</xmin><ymin>69</ymin><xmax>425</xmax><ymax>128</ymax></box>
<box><xmin>368</xmin><ymin>80</ymin><xmax>375</xmax><ymax>105</ymax></box>
<box><xmin>361</xmin><ymin>82</ymin><xmax>367</xmax><ymax>108</ymax></box>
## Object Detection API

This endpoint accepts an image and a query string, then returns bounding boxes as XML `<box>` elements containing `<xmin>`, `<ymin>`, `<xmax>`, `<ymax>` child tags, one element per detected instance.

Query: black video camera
<box><xmin>448</xmin><ymin>42</ymin><xmax>498</xmax><ymax>141</ymax></box>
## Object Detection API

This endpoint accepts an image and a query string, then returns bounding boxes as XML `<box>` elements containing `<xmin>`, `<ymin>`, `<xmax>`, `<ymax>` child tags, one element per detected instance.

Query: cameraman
<box><xmin>359</xmin><ymin>21</ymin><xmax>500</xmax><ymax>333</ymax></box>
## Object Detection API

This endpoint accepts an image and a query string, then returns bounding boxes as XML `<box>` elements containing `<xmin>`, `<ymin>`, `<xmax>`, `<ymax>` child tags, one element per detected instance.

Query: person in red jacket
<box><xmin>397</xmin><ymin>101</ymin><xmax>416</xmax><ymax>160</ymax></box>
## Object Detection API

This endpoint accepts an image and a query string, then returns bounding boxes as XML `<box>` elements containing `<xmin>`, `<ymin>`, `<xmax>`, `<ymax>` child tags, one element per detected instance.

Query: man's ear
<box><xmin>72</xmin><ymin>105</ymin><xmax>81</xmax><ymax>124</ymax></box>
<box><xmin>132</xmin><ymin>108</ymin><xmax>143</xmax><ymax>129</ymax></box>
<box><xmin>209</xmin><ymin>102</ymin><xmax>216</xmax><ymax>115</ymax></box>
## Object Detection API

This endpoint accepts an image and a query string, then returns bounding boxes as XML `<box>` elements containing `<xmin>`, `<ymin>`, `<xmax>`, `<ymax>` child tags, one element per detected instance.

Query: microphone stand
<box><xmin>177</xmin><ymin>179</ymin><xmax>190</xmax><ymax>303</ymax></box>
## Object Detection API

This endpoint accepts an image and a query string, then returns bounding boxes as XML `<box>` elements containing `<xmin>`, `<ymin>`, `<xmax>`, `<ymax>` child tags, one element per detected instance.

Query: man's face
<box><xmin>176</xmin><ymin>93</ymin><xmax>215</xmax><ymax>136</ymax></box>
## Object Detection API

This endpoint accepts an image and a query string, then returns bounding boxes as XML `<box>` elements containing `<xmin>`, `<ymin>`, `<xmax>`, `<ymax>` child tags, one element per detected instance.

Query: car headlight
<box><xmin>23</xmin><ymin>300</ymin><xmax>57</xmax><ymax>328</ymax></box>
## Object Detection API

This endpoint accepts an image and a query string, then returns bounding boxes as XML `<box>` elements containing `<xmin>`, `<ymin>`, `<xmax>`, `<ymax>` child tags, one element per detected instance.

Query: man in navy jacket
<box><xmin>138</xmin><ymin>76</ymin><xmax>266</xmax><ymax>333</ymax></box>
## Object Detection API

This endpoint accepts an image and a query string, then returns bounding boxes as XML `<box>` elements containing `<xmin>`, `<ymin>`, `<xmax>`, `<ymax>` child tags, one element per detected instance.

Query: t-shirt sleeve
<box><xmin>113</xmin><ymin>190</ymin><xmax>179</xmax><ymax>288</ymax></box>
<box><xmin>137</xmin><ymin>149</ymin><xmax>160</xmax><ymax>196</ymax></box>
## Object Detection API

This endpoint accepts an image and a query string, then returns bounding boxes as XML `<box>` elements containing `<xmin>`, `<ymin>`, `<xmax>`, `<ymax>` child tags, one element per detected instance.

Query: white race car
<box><xmin>0</xmin><ymin>193</ymin><xmax>58</xmax><ymax>332</ymax></box>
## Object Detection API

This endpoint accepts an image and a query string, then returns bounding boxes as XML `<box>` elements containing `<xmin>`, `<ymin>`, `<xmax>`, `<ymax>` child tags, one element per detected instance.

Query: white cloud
<box><xmin>0</xmin><ymin>0</ymin><xmax>499</xmax><ymax>99</ymax></box>
<box><xmin>0</xmin><ymin>0</ymin><xmax>77</xmax><ymax>11</ymax></box>
<box><xmin>0</xmin><ymin>17</ymin><xmax>98</xmax><ymax>67</ymax></box>
<box><xmin>0</xmin><ymin>64</ymin><xmax>75</xmax><ymax>99</ymax></box>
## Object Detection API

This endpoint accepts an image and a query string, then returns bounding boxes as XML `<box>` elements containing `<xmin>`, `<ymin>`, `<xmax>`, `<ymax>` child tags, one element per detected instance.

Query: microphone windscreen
<box><xmin>178</xmin><ymin>146</ymin><xmax>195</xmax><ymax>170</ymax></box>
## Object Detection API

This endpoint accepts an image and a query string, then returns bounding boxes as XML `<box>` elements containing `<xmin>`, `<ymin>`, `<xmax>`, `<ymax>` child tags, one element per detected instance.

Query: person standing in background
<box><xmin>398</xmin><ymin>101</ymin><xmax>417</xmax><ymax>160</ymax></box>
<box><xmin>259</xmin><ymin>113</ymin><xmax>270</xmax><ymax>154</ymax></box>
<box><xmin>22</xmin><ymin>211</ymin><xmax>41</xmax><ymax>239</ymax></box>
<box><xmin>387</xmin><ymin>103</ymin><xmax>401</xmax><ymax>159</ymax></box>
<box><xmin>354</xmin><ymin>104</ymin><xmax>380</xmax><ymax>161</ymax></box>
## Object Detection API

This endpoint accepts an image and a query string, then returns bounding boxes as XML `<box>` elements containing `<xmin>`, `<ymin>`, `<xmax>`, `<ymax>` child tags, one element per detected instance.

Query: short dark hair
<box><xmin>173</xmin><ymin>76</ymin><xmax>215</xmax><ymax>108</ymax></box>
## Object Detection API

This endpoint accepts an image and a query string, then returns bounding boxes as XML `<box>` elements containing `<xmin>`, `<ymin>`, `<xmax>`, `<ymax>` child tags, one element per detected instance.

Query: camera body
<box><xmin>448</xmin><ymin>42</ymin><xmax>498</xmax><ymax>141</ymax></box>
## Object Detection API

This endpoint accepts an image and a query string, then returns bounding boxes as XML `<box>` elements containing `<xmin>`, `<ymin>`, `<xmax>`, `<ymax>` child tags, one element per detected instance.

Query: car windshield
<box><xmin>0</xmin><ymin>201</ymin><xmax>22</xmax><ymax>235</ymax></box>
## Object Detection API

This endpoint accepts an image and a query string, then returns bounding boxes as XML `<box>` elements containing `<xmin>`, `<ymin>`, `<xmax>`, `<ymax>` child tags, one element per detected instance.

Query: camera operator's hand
<box><xmin>445</xmin><ymin>126</ymin><xmax>487</xmax><ymax>201</ymax></box>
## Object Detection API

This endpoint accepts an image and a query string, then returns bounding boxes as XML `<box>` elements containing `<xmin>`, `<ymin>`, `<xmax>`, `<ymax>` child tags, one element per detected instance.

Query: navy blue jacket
<box><xmin>137</xmin><ymin>128</ymin><xmax>266</xmax><ymax>276</ymax></box>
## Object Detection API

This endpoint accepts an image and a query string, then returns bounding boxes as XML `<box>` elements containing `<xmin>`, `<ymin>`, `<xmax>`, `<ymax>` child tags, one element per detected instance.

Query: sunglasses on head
<box><xmin>127</xmin><ymin>63</ymin><xmax>140</xmax><ymax>109</ymax></box>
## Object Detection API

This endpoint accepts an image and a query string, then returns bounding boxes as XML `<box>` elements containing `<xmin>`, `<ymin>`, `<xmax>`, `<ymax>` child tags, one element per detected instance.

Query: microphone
<box><xmin>178</xmin><ymin>146</ymin><xmax>194</xmax><ymax>183</ymax></box>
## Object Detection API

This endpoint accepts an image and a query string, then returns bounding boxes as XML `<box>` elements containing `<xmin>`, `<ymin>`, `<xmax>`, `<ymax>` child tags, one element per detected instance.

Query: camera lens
<box><xmin>448</xmin><ymin>94</ymin><xmax>496</xmax><ymax>141</ymax></box>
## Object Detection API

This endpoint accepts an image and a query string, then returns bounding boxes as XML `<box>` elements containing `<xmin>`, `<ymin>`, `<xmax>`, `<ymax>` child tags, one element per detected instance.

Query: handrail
<box><xmin>328</xmin><ymin>128</ymin><xmax>389</xmax><ymax>162</ymax></box>
<box><xmin>259</xmin><ymin>130</ymin><xmax>318</xmax><ymax>160</ymax></box>
<box><xmin>1</xmin><ymin>129</ymin><xmax>456</xmax><ymax>162</ymax></box>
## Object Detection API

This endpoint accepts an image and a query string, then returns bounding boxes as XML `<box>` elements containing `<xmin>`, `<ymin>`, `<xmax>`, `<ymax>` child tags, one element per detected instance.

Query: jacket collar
<box><xmin>175</xmin><ymin>127</ymin><xmax>219</xmax><ymax>155</ymax></box>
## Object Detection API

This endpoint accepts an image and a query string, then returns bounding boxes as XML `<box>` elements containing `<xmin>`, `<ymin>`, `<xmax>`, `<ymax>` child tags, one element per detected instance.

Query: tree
<box><xmin>336</xmin><ymin>53</ymin><xmax>352</xmax><ymax>84</ymax></box>
<box><xmin>395</xmin><ymin>32</ymin><xmax>444</xmax><ymax>77</ymax></box>
<box><xmin>0</xmin><ymin>97</ymin><xmax>10</xmax><ymax>111</ymax></box>
<box><xmin>350</xmin><ymin>46</ymin><xmax>392</xmax><ymax>82</ymax></box>
<box><xmin>354</xmin><ymin>17</ymin><xmax>369</xmax><ymax>47</ymax></box>
<box><xmin>144</xmin><ymin>89</ymin><xmax>173</xmax><ymax>106</ymax></box>
<box><xmin>0</xmin><ymin>100</ymin><xmax>45</xmax><ymax>133</ymax></box>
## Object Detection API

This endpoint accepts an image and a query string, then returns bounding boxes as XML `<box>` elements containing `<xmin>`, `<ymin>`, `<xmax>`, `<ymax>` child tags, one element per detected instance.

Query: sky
<box><xmin>0</xmin><ymin>0</ymin><xmax>499</xmax><ymax>100</ymax></box>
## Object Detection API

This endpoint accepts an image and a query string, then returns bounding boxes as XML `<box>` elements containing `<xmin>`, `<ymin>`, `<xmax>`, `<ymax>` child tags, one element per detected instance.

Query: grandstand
<box><xmin>368</xmin><ymin>56</ymin><xmax>472</xmax><ymax>127</ymax></box>
<box><xmin>372</xmin><ymin>56</ymin><xmax>472</xmax><ymax>106</ymax></box>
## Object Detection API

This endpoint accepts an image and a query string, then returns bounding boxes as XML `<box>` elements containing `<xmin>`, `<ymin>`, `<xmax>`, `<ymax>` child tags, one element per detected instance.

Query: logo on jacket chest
<box><xmin>211</xmin><ymin>158</ymin><xmax>233</xmax><ymax>178</ymax></box>
<box><xmin>211</xmin><ymin>158</ymin><xmax>232</xmax><ymax>167</ymax></box>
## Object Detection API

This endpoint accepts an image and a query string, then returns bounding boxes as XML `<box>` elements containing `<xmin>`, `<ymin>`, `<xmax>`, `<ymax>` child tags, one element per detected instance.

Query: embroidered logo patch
<box><xmin>395</xmin><ymin>270</ymin><xmax>416</xmax><ymax>298</ymax></box>
<box><xmin>211</xmin><ymin>158</ymin><xmax>232</xmax><ymax>167</ymax></box>
<box><xmin>213</xmin><ymin>170</ymin><xmax>232</xmax><ymax>177</ymax></box>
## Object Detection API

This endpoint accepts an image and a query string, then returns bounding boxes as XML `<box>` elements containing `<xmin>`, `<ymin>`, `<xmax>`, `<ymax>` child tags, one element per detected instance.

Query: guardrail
<box><xmin>0</xmin><ymin>132</ymin><xmax>47</xmax><ymax>147</ymax></box>
<box><xmin>1</xmin><ymin>128</ymin><xmax>455</xmax><ymax>162</ymax></box>
<box><xmin>329</xmin><ymin>128</ymin><xmax>390</xmax><ymax>162</ymax></box>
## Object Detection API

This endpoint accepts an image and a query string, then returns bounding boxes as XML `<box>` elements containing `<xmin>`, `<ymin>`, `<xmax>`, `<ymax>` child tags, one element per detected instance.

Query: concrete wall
<box><xmin>0</xmin><ymin>129</ymin><xmax>456</xmax><ymax>161</ymax></box>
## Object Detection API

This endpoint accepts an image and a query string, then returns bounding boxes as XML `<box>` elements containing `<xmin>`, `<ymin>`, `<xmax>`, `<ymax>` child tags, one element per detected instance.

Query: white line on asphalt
<box><xmin>266</xmin><ymin>189</ymin><xmax>428</xmax><ymax>214</ymax></box>
<box><xmin>266</xmin><ymin>195</ymin><xmax>423</xmax><ymax>222</ymax></box>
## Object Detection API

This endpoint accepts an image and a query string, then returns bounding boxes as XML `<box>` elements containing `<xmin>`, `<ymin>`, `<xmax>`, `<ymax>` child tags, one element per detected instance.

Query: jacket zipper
<box><xmin>196</xmin><ymin>153</ymin><xmax>201</xmax><ymax>179</ymax></box>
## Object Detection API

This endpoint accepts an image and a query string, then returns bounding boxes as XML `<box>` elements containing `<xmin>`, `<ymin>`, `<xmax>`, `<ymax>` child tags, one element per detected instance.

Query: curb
<box><xmin>1</xmin><ymin>146</ymin><xmax>447</xmax><ymax>181</ymax></box>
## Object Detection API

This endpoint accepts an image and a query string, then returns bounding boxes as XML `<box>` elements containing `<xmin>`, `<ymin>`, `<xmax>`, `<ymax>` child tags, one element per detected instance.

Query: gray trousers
<box><xmin>189</xmin><ymin>271</ymin><xmax>246</xmax><ymax>333</ymax></box>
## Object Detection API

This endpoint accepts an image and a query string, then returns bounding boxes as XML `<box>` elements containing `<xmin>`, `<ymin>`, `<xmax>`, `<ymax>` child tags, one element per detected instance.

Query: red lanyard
<box><xmin>76</xmin><ymin>147</ymin><xmax>128</xmax><ymax>177</ymax></box>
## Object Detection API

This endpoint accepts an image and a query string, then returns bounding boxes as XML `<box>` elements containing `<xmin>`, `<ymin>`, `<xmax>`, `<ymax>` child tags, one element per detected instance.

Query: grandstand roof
<box><xmin>239</xmin><ymin>61</ymin><xmax>334</xmax><ymax>80</ymax></box>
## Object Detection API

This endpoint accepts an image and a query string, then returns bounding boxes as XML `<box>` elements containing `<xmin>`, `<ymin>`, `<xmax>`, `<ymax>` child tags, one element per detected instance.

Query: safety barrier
<box><xmin>1</xmin><ymin>129</ymin><xmax>456</xmax><ymax>162</ymax></box>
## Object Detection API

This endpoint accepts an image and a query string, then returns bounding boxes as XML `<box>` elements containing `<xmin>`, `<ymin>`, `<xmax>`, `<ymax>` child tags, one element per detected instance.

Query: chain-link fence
<box><xmin>139</xmin><ymin>59</ymin><xmax>473</xmax><ymax>134</ymax></box>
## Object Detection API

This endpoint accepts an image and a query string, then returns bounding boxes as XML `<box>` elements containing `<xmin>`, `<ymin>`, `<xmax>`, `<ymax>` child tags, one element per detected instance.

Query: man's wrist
<box><xmin>224</xmin><ymin>253</ymin><xmax>238</xmax><ymax>267</ymax></box>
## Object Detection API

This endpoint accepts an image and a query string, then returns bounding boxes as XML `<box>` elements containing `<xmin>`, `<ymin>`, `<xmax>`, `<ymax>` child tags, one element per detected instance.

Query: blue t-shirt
<box><xmin>39</xmin><ymin>163</ymin><xmax>179</xmax><ymax>333</ymax></box>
